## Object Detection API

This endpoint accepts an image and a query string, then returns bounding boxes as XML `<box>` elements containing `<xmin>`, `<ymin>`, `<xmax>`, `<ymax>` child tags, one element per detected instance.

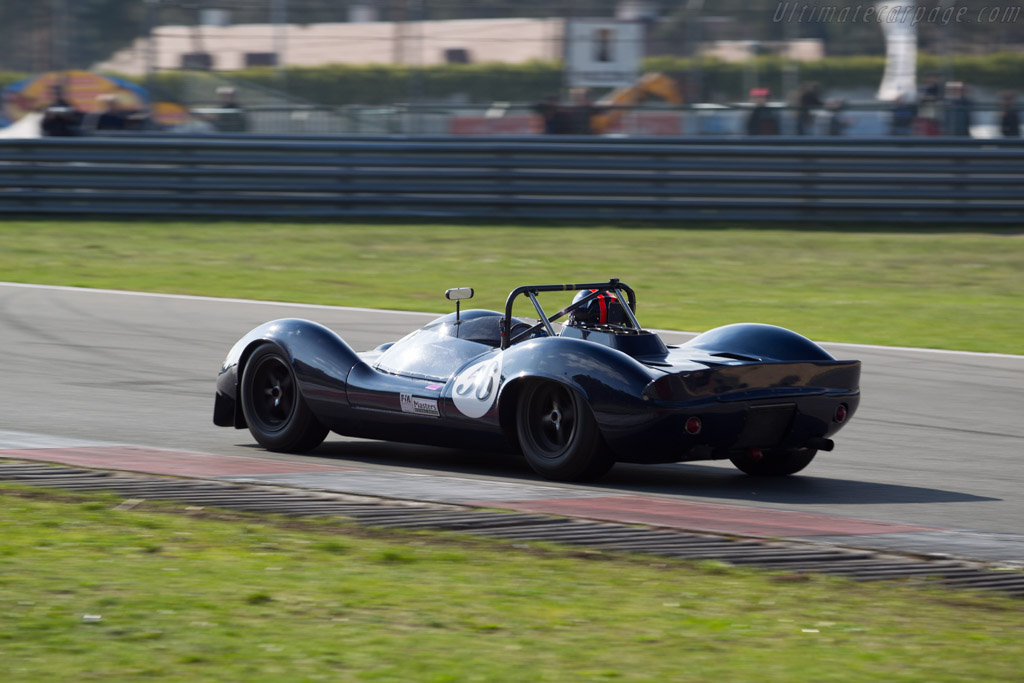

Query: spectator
<box><xmin>890</xmin><ymin>93</ymin><xmax>917</xmax><ymax>136</ymax></box>
<box><xmin>746</xmin><ymin>88</ymin><xmax>779</xmax><ymax>136</ymax></box>
<box><xmin>534</xmin><ymin>96</ymin><xmax>560</xmax><ymax>134</ymax></box>
<box><xmin>825</xmin><ymin>99</ymin><xmax>851</xmax><ymax>136</ymax></box>
<box><xmin>943</xmin><ymin>81</ymin><xmax>973</xmax><ymax>137</ymax></box>
<box><xmin>999</xmin><ymin>93</ymin><xmax>1020</xmax><ymax>138</ymax></box>
<box><xmin>566</xmin><ymin>88</ymin><xmax>598</xmax><ymax>135</ymax></box>
<box><xmin>83</xmin><ymin>93</ymin><xmax>126</xmax><ymax>133</ymax></box>
<box><xmin>534</xmin><ymin>95</ymin><xmax>575</xmax><ymax>134</ymax></box>
<box><xmin>41</xmin><ymin>84</ymin><xmax>82</xmax><ymax>137</ymax></box>
<box><xmin>921</xmin><ymin>74</ymin><xmax>943</xmax><ymax>100</ymax></box>
<box><xmin>214</xmin><ymin>86</ymin><xmax>247</xmax><ymax>133</ymax></box>
<box><xmin>914</xmin><ymin>75</ymin><xmax>943</xmax><ymax>136</ymax></box>
<box><xmin>796</xmin><ymin>83</ymin><xmax>822</xmax><ymax>135</ymax></box>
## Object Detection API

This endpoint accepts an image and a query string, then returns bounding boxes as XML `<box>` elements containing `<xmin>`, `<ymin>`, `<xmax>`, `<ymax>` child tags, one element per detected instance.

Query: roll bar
<box><xmin>500</xmin><ymin>278</ymin><xmax>638</xmax><ymax>350</ymax></box>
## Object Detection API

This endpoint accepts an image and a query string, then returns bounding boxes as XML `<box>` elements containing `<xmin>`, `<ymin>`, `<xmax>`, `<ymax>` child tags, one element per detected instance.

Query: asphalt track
<box><xmin>2</xmin><ymin>282</ymin><xmax>1023</xmax><ymax>564</ymax></box>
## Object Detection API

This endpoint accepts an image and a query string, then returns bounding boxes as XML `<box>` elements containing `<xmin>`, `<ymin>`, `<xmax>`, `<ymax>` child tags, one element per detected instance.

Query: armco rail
<box><xmin>2</xmin><ymin>135</ymin><xmax>1023</xmax><ymax>223</ymax></box>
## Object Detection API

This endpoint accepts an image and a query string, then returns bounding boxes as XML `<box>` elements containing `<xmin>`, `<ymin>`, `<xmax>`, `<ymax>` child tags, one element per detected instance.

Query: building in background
<box><xmin>92</xmin><ymin>18</ymin><xmax>567</xmax><ymax>75</ymax></box>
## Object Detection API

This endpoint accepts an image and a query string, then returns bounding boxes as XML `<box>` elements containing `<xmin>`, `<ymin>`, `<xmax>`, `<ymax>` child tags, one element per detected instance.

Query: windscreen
<box><xmin>374</xmin><ymin>321</ymin><xmax>492</xmax><ymax>381</ymax></box>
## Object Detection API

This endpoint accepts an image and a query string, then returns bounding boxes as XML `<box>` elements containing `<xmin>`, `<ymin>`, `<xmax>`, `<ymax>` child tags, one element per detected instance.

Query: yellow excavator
<box><xmin>589</xmin><ymin>72</ymin><xmax>684</xmax><ymax>134</ymax></box>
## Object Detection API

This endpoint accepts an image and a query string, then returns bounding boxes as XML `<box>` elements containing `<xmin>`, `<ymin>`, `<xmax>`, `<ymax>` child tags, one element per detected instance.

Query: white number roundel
<box><xmin>452</xmin><ymin>355</ymin><xmax>503</xmax><ymax>419</ymax></box>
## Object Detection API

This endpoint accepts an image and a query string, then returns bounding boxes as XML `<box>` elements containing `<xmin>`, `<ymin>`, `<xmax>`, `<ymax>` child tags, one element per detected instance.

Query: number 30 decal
<box><xmin>452</xmin><ymin>355</ymin><xmax>503</xmax><ymax>418</ymax></box>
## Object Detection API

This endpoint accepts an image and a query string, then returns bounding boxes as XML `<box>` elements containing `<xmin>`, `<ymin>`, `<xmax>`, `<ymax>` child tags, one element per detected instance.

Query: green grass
<box><xmin>1</xmin><ymin>219</ymin><xmax>1022</xmax><ymax>353</ymax></box>
<box><xmin>4</xmin><ymin>220</ymin><xmax>1022</xmax><ymax>678</ymax></box>
<box><xmin>2</xmin><ymin>485</ymin><xmax>1022</xmax><ymax>682</ymax></box>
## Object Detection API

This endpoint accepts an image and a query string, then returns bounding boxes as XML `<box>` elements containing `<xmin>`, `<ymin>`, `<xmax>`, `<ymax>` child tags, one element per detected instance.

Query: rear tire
<box><xmin>240</xmin><ymin>344</ymin><xmax>328</xmax><ymax>453</ymax></box>
<box><xmin>729</xmin><ymin>448</ymin><xmax>817</xmax><ymax>476</ymax></box>
<box><xmin>516</xmin><ymin>381</ymin><xmax>614</xmax><ymax>481</ymax></box>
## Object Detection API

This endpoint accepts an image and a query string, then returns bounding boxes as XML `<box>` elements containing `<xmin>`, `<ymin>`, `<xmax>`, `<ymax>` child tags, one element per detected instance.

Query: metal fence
<box><xmin>2</xmin><ymin>135</ymin><xmax>1023</xmax><ymax>223</ymax></box>
<box><xmin>171</xmin><ymin>102</ymin><xmax>1023</xmax><ymax>138</ymax></box>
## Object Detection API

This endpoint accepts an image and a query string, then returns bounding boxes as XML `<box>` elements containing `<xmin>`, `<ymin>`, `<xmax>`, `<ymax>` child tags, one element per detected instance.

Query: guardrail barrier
<box><xmin>2</xmin><ymin>135</ymin><xmax>1023</xmax><ymax>223</ymax></box>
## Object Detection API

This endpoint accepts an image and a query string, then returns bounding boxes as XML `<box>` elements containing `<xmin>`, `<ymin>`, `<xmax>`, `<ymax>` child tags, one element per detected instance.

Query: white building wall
<box><xmin>93</xmin><ymin>18</ymin><xmax>566</xmax><ymax>75</ymax></box>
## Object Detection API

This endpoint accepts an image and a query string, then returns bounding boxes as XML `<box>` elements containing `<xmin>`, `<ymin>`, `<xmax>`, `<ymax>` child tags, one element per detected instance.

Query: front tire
<box><xmin>516</xmin><ymin>381</ymin><xmax>614</xmax><ymax>481</ymax></box>
<box><xmin>240</xmin><ymin>344</ymin><xmax>328</xmax><ymax>453</ymax></box>
<box><xmin>729</xmin><ymin>448</ymin><xmax>817</xmax><ymax>476</ymax></box>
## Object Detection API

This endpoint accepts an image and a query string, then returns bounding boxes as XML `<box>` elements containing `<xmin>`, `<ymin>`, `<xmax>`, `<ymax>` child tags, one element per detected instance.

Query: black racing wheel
<box><xmin>240</xmin><ymin>344</ymin><xmax>328</xmax><ymax>453</ymax></box>
<box><xmin>516</xmin><ymin>381</ymin><xmax>614</xmax><ymax>481</ymax></box>
<box><xmin>729</xmin><ymin>448</ymin><xmax>817</xmax><ymax>476</ymax></box>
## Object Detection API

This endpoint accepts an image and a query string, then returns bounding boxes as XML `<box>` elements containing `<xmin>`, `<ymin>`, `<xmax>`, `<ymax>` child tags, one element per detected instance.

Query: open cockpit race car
<box><xmin>214</xmin><ymin>279</ymin><xmax>860</xmax><ymax>481</ymax></box>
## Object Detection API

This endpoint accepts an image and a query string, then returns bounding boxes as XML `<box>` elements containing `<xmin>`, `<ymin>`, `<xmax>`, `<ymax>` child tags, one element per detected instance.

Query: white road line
<box><xmin>0</xmin><ymin>430</ymin><xmax>118</xmax><ymax>450</ymax></box>
<box><xmin>813</xmin><ymin>341</ymin><xmax>1024</xmax><ymax>360</ymax></box>
<box><xmin>0</xmin><ymin>281</ymin><xmax>432</xmax><ymax>317</ymax></box>
<box><xmin>3</xmin><ymin>281</ymin><xmax>1022</xmax><ymax>360</ymax></box>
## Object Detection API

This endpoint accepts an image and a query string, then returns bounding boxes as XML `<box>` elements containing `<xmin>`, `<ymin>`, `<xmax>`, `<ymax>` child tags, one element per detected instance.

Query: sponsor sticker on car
<box><xmin>400</xmin><ymin>393</ymin><xmax>440</xmax><ymax>417</ymax></box>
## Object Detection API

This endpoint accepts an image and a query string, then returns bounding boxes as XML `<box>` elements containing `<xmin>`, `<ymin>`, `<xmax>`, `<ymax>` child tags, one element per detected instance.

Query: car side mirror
<box><xmin>445</xmin><ymin>288</ymin><xmax>474</xmax><ymax>323</ymax></box>
<box><xmin>445</xmin><ymin>288</ymin><xmax>473</xmax><ymax>301</ymax></box>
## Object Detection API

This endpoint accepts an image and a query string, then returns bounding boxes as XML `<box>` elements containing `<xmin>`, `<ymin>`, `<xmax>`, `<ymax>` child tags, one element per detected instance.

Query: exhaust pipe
<box><xmin>805</xmin><ymin>437</ymin><xmax>835</xmax><ymax>452</ymax></box>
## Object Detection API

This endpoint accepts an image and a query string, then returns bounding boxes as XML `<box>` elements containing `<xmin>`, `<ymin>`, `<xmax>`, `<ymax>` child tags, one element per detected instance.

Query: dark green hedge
<box><xmin>205</xmin><ymin>61</ymin><xmax>565</xmax><ymax>105</ymax></box>
<box><xmin>647</xmin><ymin>56</ymin><xmax>888</xmax><ymax>100</ymax></box>
<box><xmin>7</xmin><ymin>52</ymin><xmax>1023</xmax><ymax>109</ymax></box>
<box><xmin>210</xmin><ymin>53</ymin><xmax>1024</xmax><ymax>104</ymax></box>
<box><xmin>649</xmin><ymin>54</ymin><xmax>1024</xmax><ymax>100</ymax></box>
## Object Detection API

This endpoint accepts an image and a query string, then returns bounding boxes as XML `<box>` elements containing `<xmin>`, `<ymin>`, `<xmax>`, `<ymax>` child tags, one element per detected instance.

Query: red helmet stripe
<box><xmin>597</xmin><ymin>292</ymin><xmax>607</xmax><ymax>323</ymax></box>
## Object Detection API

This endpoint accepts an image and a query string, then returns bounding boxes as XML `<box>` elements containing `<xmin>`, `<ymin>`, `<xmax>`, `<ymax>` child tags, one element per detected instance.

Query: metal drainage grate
<box><xmin>2</xmin><ymin>460</ymin><xmax>1022</xmax><ymax>597</ymax></box>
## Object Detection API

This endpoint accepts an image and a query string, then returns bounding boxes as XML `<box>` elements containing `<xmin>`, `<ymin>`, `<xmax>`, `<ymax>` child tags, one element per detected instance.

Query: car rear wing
<box><xmin>501</xmin><ymin>278</ymin><xmax>638</xmax><ymax>350</ymax></box>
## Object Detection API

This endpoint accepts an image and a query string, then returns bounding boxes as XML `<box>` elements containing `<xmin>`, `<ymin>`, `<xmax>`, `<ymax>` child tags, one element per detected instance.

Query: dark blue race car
<box><xmin>214</xmin><ymin>279</ymin><xmax>860</xmax><ymax>481</ymax></box>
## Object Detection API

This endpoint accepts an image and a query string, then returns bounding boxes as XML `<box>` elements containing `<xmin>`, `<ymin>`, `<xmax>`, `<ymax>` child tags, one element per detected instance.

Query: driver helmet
<box><xmin>568</xmin><ymin>289</ymin><xmax>629</xmax><ymax>326</ymax></box>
